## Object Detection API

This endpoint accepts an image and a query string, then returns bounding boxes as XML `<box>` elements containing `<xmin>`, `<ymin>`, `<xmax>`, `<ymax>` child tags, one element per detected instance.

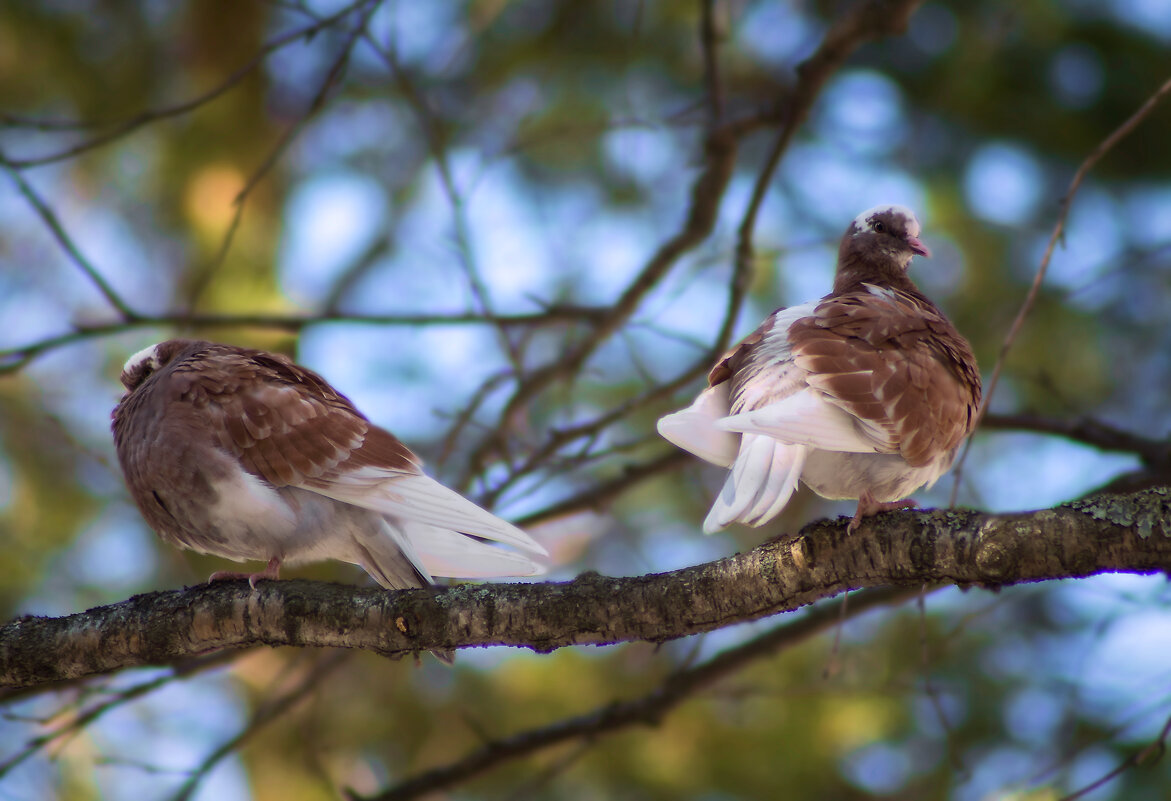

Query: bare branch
<box><xmin>952</xmin><ymin>73</ymin><xmax>1171</xmax><ymax>497</ymax></box>
<box><xmin>5</xmin><ymin>487</ymin><xmax>1171</xmax><ymax>689</ymax></box>
<box><xmin>1057</xmin><ymin>712</ymin><xmax>1171</xmax><ymax>801</ymax></box>
<box><xmin>0</xmin><ymin>306</ymin><xmax>608</xmax><ymax>375</ymax></box>
<box><xmin>0</xmin><ymin>157</ymin><xmax>137</xmax><ymax>320</ymax></box>
<box><xmin>364</xmin><ymin>586</ymin><xmax>920</xmax><ymax>801</ymax></box>
<box><xmin>982</xmin><ymin>412</ymin><xmax>1171</xmax><ymax>467</ymax></box>
<box><xmin>0</xmin><ymin>0</ymin><xmax>377</xmax><ymax>169</ymax></box>
<box><xmin>187</xmin><ymin>0</ymin><xmax>381</xmax><ymax>308</ymax></box>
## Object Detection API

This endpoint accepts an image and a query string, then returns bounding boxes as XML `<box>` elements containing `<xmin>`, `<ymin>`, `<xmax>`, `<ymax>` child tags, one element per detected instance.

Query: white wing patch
<box><xmin>656</xmin><ymin>384</ymin><xmax>738</xmax><ymax>467</ymax></box>
<box><xmin>211</xmin><ymin>469</ymin><xmax>298</xmax><ymax>536</ymax></box>
<box><xmin>716</xmin><ymin>389</ymin><xmax>879</xmax><ymax>453</ymax></box>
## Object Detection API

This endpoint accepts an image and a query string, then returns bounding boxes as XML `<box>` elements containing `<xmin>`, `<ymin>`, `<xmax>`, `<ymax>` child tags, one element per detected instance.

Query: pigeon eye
<box><xmin>872</xmin><ymin>221</ymin><xmax>885</xmax><ymax>233</ymax></box>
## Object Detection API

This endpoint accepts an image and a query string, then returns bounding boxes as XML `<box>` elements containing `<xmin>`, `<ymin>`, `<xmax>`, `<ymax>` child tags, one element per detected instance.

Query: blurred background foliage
<box><xmin>2</xmin><ymin>1</ymin><xmax>1171</xmax><ymax>799</ymax></box>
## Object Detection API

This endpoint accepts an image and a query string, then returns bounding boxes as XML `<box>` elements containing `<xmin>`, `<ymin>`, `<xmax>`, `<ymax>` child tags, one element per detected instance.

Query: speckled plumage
<box><xmin>658</xmin><ymin>205</ymin><xmax>982</xmax><ymax>532</ymax></box>
<box><xmin>112</xmin><ymin>339</ymin><xmax>547</xmax><ymax>588</ymax></box>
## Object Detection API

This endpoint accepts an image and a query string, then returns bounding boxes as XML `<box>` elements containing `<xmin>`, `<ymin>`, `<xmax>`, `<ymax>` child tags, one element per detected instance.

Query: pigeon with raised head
<box><xmin>112</xmin><ymin>339</ymin><xmax>548</xmax><ymax>588</ymax></box>
<box><xmin>658</xmin><ymin>205</ymin><xmax>982</xmax><ymax>533</ymax></box>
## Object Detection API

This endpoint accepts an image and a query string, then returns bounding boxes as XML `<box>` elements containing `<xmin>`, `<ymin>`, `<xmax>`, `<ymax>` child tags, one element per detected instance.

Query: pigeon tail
<box><xmin>312</xmin><ymin>471</ymin><xmax>548</xmax><ymax>558</ymax></box>
<box><xmin>403</xmin><ymin>522</ymin><xmax>548</xmax><ymax>579</ymax></box>
<box><xmin>703</xmin><ymin>434</ymin><xmax>807</xmax><ymax>533</ymax></box>
<box><xmin>352</xmin><ymin>516</ymin><xmax>434</xmax><ymax>589</ymax></box>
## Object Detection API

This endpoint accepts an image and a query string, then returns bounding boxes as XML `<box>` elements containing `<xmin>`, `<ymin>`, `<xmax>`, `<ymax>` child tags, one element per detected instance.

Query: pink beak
<box><xmin>907</xmin><ymin>236</ymin><xmax>931</xmax><ymax>258</ymax></box>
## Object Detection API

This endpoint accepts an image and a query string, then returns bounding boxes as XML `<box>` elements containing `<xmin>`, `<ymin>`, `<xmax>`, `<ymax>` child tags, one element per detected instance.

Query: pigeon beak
<box><xmin>907</xmin><ymin>236</ymin><xmax>931</xmax><ymax>258</ymax></box>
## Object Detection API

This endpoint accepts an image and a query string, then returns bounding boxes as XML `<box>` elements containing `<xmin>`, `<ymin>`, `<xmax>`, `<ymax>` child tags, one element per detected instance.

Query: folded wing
<box><xmin>193</xmin><ymin>350</ymin><xmax>547</xmax><ymax>580</ymax></box>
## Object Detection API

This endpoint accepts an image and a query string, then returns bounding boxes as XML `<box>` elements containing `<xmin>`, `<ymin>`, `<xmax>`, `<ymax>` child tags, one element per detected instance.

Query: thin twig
<box><xmin>0</xmin><ymin>650</ymin><xmax>241</xmax><ymax>777</ymax></box>
<box><xmin>514</xmin><ymin>450</ymin><xmax>693</xmax><ymax>528</ymax></box>
<box><xmin>732</xmin><ymin>0</ymin><xmax>925</xmax><ymax>335</ymax></box>
<box><xmin>917</xmin><ymin>589</ymin><xmax>965</xmax><ymax>775</ymax></box>
<box><xmin>0</xmin><ymin>306</ymin><xmax>607</xmax><ymax>375</ymax></box>
<box><xmin>455</xmin><ymin>126</ymin><xmax>738</xmax><ymax>487</ymax></box>
<box><xmin>0</xmin><ymin>157</ymin><xmax>137</xmax><ymax>320</ymax></box>
<box><xmin>478</xmin><ymin>357</ymin><xmax>710</xmax><ymax>507</ymax></box>
<box><xmin>1056</xmin><ymin>712</ymin><xmax>1171</xmax><ymax>801</ymax></box>
<box><xmin>186</xmin><ymin>0</ymin><xmax>381</xmax><ymax>310</ymax></box>
<box><xmin>700</xmin><ymin>0</ymin><xmax>724</xmax><ymax>125</ymax></box>
<box><xmin>170</xmin><ymin>651</ymin><xmax>351</xmax><ymax>801</ymax></box>
<box><xmin>1</xmin><ymin>0</ymin><xmax>375</xmax><ymax>169</ymax></box>
<box><xmin>373</xmin><ymin>26</ymin><xmax>526</xmax><ymax>371</ymax></box>
<box><xmin>359</xmin><ymin>586</ymin><xmax>921</xmax><ymax>801</ymax></box>
<box><xmin>950</xmin><ymin>73</ymin><xmax>1171</xmax><ymax>502</ymax></box>
<box><xmin>982</xmin><ymin>412</ymin><xmax>1171</xmax><ymax>467</ymax></box>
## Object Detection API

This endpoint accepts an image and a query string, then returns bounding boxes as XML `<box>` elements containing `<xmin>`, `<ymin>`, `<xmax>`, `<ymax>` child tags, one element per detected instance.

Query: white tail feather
<box><xmin>404</xmin><ymin>523</ymin><xmax>548</xmax><ymax>578</ymax></box>
<box><xmin>354</xmin><ymin>516</ymin><xmax>434</xmax><ymax>588</ymax></box>
<box><xmin>703</xmin><ymin>434</ymin><xmax>807</xmax><ymax>533</ymax></box>
<box><xmin>312</xmin><ymin>471</ymin><xmax>547</xmax><ymax>557</ymax></box>
<box><xmin>744</xmin><ymin>441</ymin><xmax>806</xmax><ymax>524</ymax></box>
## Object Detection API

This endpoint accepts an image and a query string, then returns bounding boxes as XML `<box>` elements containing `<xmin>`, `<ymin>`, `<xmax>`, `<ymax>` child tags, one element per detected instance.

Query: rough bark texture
<box><xmin>4</xmin><ymin>488</ymin><xmax>1171</xmax><ymax>688</ymax></box>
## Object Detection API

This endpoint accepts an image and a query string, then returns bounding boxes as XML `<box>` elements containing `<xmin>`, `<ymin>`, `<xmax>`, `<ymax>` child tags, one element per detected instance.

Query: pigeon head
<box><xmin>120</xmin><ymin>339</ymin><xmax>202</xmax><ymax>393</ymax></box>
<box><xmin>835</xmin><ymin>205</ymin><xmax>930</xmax><ymax>293</ymax></box>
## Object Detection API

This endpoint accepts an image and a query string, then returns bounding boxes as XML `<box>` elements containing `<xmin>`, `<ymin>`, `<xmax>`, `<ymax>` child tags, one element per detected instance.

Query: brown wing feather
<box><xmin>708</xmin><ymin>309</ymin><xmax>782</xmax><ymax>386</ymax></box>
<box><xmin>788</xmin><ymin>289</ymin><xmax>981</xmax><ymax>467</ymax></box>
<box><xmin>169</xmin><ymin>344</ymin><xmax>420</xmax><ymax>488</ymax></box>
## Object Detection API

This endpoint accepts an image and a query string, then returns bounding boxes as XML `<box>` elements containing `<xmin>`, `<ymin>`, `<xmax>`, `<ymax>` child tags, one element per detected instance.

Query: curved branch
<box><xmin>365</xmin><ymin>585</ymin><xmax>920</xmax><ymax>801</ymax></box>
<box><xmin>0</xmin><ymin>157</ymin><xmax>137</xmax><ymax>319</ymax></box>
<box><xmin>4</xmin><ymin>487</ymin><xmax>1171</xmax><ymax>689</ymax></box>
<box><xmin>950</xmin><ymin>72</ymin><xmax>1171</xmax><ymax>498</ymax></box>
<box><xmin>732</xmin><ymin>0</ymin><xmax>925</xmax><ymax>295</ymax></box>
<box><xmin>0</xmin><ymin>306</ymin><xmax>607</xmax><ymax>374</ymax></box>
<box><xmin>1</xmin><ymin>0</ymin><xmax>377</xmax><ymax>169</ymax></box>
<box><xmin>982</xmin><ymin>412</ymin><xmax>1171</xmax><ymax>467</ymax></box>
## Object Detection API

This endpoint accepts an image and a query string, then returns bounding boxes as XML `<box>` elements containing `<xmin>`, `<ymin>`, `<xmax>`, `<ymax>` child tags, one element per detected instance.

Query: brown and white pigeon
<box><xmin>112</xmin><ymin>339</ymin><xmax>548</xmax><ymax>588</ymax></box>
<box><xmin>658</xmin><ymin>205</ymin><xmax>982</xmax><ymax>533</ymax></box>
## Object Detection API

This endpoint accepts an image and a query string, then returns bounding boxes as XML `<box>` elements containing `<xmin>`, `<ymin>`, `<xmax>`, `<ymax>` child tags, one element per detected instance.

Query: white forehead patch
<box><xmin>853</xmin><ymin>204</ymin><xmax>921</xmax><ymax>237</ymax></box>
<box><xmin>123</xmin><ymin>343</ymin><xmax>162</xmax><ymax>374</ymax></box>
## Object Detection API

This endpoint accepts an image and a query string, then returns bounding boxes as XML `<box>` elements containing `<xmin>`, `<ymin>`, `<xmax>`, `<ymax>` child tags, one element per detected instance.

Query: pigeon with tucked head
<box><xmin>658</xmin><ymin>205</ymin><xmax>982</xmax><ymax>532</ymax></box>
<box><xmin>112</xmin><ymin>339</ymin><xmax>548</xmax><ymax>589</ymax></box>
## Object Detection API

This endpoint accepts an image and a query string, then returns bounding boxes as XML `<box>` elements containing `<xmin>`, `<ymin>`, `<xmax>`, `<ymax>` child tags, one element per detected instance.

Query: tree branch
<box><xmin>0</xmin><ymin>0</ymin><xmax>377</xmax><ymax>168</ymax></box>
<box><xmin>951</xmin><ymin>72</ymin><xmax>1171</xmax><ymax>498</ymax></box>
<box><xmin>0</xmin><ymin>156</ymin><xmax>137</xmax><ymax>320</ymax></box>
<box><xmin>0</xmin><ymin>306</ymin><xmax>608</xmax><ymax>375</ymax></box>
<box><xmin>364</xmin><ymin>585</ymin><xmax>921</xmax><ymax>801</ymax></box>
<box><xmin>982</xmin><ymin>412</ymin><xmax>1171</xmax><ymax>467</ymax></box>
<box><xmin>731</xmin><ymin>0</ymin><xmax>925</xmax><ymax>326</ymax></box>
<box><xmin>4</xmin><ymin>487</ymin><xmax>1171</xmax><ymax>689</ymax></box>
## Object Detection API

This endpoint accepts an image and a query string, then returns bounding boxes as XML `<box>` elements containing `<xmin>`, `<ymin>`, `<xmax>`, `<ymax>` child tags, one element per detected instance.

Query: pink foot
<box><xmin>208</xmin><ymin>557</ymin><xmax>281</xmax><ymax>588</ymax></box>
<box><xmin>847</xmin><ymin>492</ymin><xmax>918</xmax><ymax>533</ymax></box>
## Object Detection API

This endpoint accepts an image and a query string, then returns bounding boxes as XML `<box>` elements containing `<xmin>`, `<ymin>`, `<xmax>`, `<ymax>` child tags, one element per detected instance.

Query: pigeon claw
<box><xmin>847</xmin><ymin>492</ymin><xmax>918</xmax><ymax>533</ymax></box>
<box><xmin>208</xmin><ymin>557</ymin><xmax>282</xmax><ymax>588</ymax></box>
